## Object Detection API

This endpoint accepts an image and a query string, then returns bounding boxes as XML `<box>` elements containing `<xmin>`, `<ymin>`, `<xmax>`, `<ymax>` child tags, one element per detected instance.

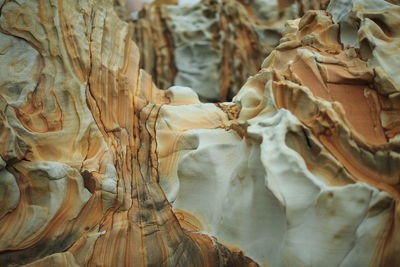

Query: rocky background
<box><xmin>0</xmin><ymin>0</ymin><xmax>400</xmax><ymax>266</ymax></box>
<box><xmin>131</xmin><ymin>0</ymin><xmax>330</xmax><ymax>101</ymax></box>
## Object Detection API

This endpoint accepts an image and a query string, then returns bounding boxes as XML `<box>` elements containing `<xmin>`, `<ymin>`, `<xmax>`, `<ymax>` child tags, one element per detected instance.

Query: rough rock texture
<box><xmin>131</xmin><ymin>0</ymin><xmax>335</xmax><ymax>102</ymax></box>
<box><xmin>278</xmin><ymin>0</ymin><xmax>330</xmax><ymax>15</ymax></box>
<box><xmin>0</xmin><ymin>0</ymin><xmax>256</xmax><ymax>266</ymax></box>
<box><xmin>156</xmin><ymin>1</ymin><xmax>400</xmax><ymax>267</ymax></box>
<box><xmin>132</xmin><ymin>0</ymin><xmax>299</xmax><ymax>101</ymax></box>
<box><xmin>1</xmin><ymin>0</ymin><xmax>400</xmax><ymax>266</ymax></box>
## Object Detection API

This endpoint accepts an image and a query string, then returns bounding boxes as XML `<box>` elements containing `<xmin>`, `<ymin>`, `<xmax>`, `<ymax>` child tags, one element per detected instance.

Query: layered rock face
<box><xmin>0</xmin><ymin>0</ymin><xmax>256</xmax><ymax>266</ymax></box>
<box><xmin>132</xmin><ymin>0</ymin><xmax>300</xmax><ymax>101</ymax></box>
<box><xmin>131</xmin><ymin>0</ymin><xmax>335</xmax><ymax>102</ymax></box>
<box><xmin>1</xmin><ymin>0</ymin><xmax>400</xmax><ymax>267</ymax></box>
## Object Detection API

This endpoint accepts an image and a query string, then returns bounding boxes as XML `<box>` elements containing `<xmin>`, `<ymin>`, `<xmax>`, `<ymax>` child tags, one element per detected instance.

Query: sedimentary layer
<box><xmin>157</xmin><ymin>1</ymin><xmax>400</xmax><ymax>266</ymax></box>
<box><xmin>0</xmin><ymin>0</ymin><xmax>257</xmax><ymax>266</ymax></box>
<box><xmin>1</xmin><ymin>0</ymin><xmax>400</xmax><ymax>266</ymax></box>
<box><xmin>132</xmin><ymin>0</ymin><xmax>299</xmax><ymax>101</ymax></box>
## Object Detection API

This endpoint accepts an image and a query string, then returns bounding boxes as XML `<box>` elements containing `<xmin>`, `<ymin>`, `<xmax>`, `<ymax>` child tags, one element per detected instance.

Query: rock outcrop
<box><xmin>0</xmin><ymin>0</ymin><xmax>400</xmax><ymax>266</ymax></box>
<box><xmin>157</xmin><ymin>1</ymin><xmax>400</xmax><ymax>266</ymax></box>
<box><xmin>0</xmin><ymin>0</ymin><xmax>256</xmax><ymax>266</ymax></box>
<box><xmin>130</xmin><ymin>0</ymin><xmax>336</xmax><ymax>102</ymax></box>
<box><xmin>132</xmin><ymin>0</ymin><xmax>300</xmax><ymax>101</ymax></box>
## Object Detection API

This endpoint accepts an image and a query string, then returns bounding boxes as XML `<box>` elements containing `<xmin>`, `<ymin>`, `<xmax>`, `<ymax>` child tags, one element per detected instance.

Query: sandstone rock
<box><xmin>0</xmin><ymin>0</ymin><xmax>257</xmax><ymax>266</ymax></box>
<box><xmin>133</xmin><ymin>0</ymin><xmax>299</xmax><ymax>101</ymax></box>
<box><xmin>1</xmin><ymin>0</ymin><xmax>400</xmax><ymax>266</ymax></box>
<box><xmin>131</xmin><ymin>0</ymin><xmax>333</xmax><ymax>102</ymax></box>
<box><xmin>157</xmin><ymin>3</ymin><xmax>400</xmax><ymax>267</ymax></box>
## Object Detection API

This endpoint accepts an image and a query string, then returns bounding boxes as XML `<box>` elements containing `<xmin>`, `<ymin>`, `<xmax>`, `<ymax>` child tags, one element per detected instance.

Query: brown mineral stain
<box><xmin>291</xmin><ymin>56</ymin><xmax>387</xmax><ymax>145</ymax></box>
<box><xmin>327</xmin><ymin>83</ymin><xmax>387</xmax><ymax>145</ymax></box>
<box><xmin>291</xmin><ymin>57</ymin><xmax>332</xmax><ymax>101</ymax></box>
<box><xmin>174</xmin><ymin>209</ymin><xmax>205</xmax><ymax>232</ymax></box>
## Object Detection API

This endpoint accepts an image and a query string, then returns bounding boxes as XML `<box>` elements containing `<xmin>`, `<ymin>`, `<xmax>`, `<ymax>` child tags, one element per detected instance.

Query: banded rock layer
<box><xmin>130</xmin><ymin>0</ymin><xmax>333</xmax><ymax>102</ymax></box>
<box><xmin>157</xmin><ymin>1</ymin><xmax>400</xmax><ymax>266</ymax></box>
<box><xmin>132</xmin><ymin>0</ymin><xmax>300</xmax><ymax>101</ymax></box>
<box><xmin>0</xmin><ymin>0</ymin><xmax>256</xmax><ymax>266</ymax></box>
<box><xmin>1</xmin><ymin>0</ymin><xmax>400</xmax><ymax>267</ymax></box>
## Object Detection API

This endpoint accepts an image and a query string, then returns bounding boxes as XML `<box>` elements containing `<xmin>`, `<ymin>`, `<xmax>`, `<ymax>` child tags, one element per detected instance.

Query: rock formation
<box><xmin>0</xmin><ymin>0</ymin><xmax>400</xmax><ymax>266</ymax></box>
<box><xmin>131</xmin><ymin>0</ymin><xmax>336</xmax><ymax>102</ymax></box>
<box><xmin>132</xmin><ymin>0</ymin><xmax>300</xmax><ymax>101</ymax></box>
<box><xmin>0</xmin><ymin>0</ymin><xmax>255</xmax><ymax>266</ymax></box>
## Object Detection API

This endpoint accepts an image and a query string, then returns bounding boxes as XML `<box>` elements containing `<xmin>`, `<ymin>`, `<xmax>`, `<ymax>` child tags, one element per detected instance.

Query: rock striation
<box><xmin>131</xmin><ymin>0</ymin><xmax>335</xmax><ymax>102</ymax></box>
<box><xmin>156</xmin><ymin>0</ymin><xmax>400</xmax><ymax>266</ymax></box>
<box><xmin>0</xmin><ymin>0</ymin><xmax>400</xmax><ymax>266</ymax></box>
<box><xmin>132</xmin><ymin>0</ymin><xmax>300</xmax><ymax>101</ymax></box>
<box><xmin>0</xmin><ymin>0</ymin><xmax>256</xmax><ymax>266</ymax></box>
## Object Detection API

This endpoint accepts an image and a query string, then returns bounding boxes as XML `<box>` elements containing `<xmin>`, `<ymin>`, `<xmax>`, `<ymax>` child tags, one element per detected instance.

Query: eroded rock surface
<box><xmin>133</xmin><ymin>0</ymin><xmax>300</xmax><ymax>101</ymax></box>
<box><xmin>157</xmin><ymin>1</ymin><xmax>400</xmax><ymax>267</ymax></box>
<box><xmin>131</xmin><ymin>0</ymin><xmax>336</xmax><ymax>102</ymax></box>
<box><xmin>0</xmin><ymin>0</ymin><xmax>256</xmax><ymax>266</ymax></box>
<box><xmin>1</xmin><ymin>0</ymin><xmax>400</xmax><ymax>266</ymax></box>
